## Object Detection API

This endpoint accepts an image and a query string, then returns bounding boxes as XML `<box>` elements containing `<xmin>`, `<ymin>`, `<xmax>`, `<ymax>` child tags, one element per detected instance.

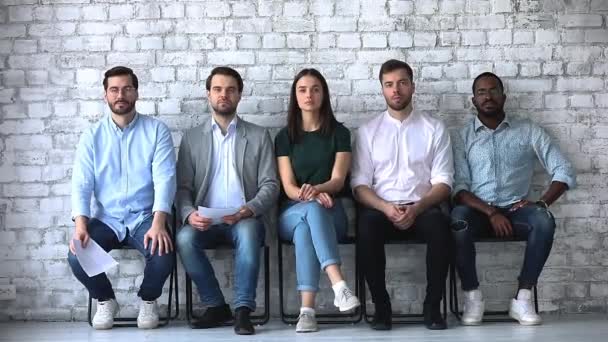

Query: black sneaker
<box><xmin>371</xmin><ymin>302</ymin><xmax>392</xmax><ymax>331</ymax></box>
<box><xmin>234</xmin><ymin>306</ymin><xmax>255</xmax><ymax>335</ymax></box>
<box><xmin>423</xmin><ymin>303</ymin><xmax>447</xmax><ymax>330</ymax></box>
<box><xmin>190</xmin><ymin>304</ymin><xmax>232</xmax><ymax>329</ymax></box>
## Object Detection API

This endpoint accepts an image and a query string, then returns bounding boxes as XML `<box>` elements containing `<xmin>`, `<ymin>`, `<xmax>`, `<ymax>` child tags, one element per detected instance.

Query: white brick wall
<box><xmin>0</xmin><ymin>0</ymin><xmax>607</xmax><ymax>321</ymax></box>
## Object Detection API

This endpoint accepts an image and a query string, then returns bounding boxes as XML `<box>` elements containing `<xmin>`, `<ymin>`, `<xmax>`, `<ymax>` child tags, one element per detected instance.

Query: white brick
<box><xmin>337</xmin><ymin>33</ymin><xmax>361</xmax><ymax>48</ymax></box>
<box><xmin>317</xmin><ymin>17</ymin><xmax>357</xmax><ymax>32</ymax></box>
<box><xmin>0</xmin><ymin>24</ymin><xmax>26</xmax><ymax>38</ymax></box>
<box><xmin>273</xmin><ymin>18</ymin><xmax>315</xmax><ymax>32</ymax></box>
<box><xmin>457</xmin><ymin>15</ymin><xmax>505</xmax><ymax>29</ymax></box>
<box><xmin>536</xmin><ymin>30</ymin><xmax>560</xmax><ymax>45</ymax></box>
<box><xmin>2</xmin><ymin>183</ymin><xmax>49</xmax><ymax>198</ymax></box>
<box><xmin>421</xmin><ymin>66</ymin><xmax>443</xmax><ymax>80</ymax></box>
<box><xmin>258</xmin><ymin>0</ymin><xmax>283</xmax><ymax>16</ymax></box>
<box><xmin>112</xmin><ymin>37</ymin><xmax>137</xmax><ymax>52</ymax></box>
<box><xmin>284</xmin><ymin>1</ymin><xmax>308</xmax><ymax>16</ymax></box>
<box><xmin>570</xmin><ymin>94</ymin><xmax>594</xmax><ymax>108</ymax></box>
<box><xmin>109</xmin><ymin>5</ymin><xmax>133</xmax><ymax>20</ymax></box>
<box><xmin>82</xmin><ymin>5</ymin><xmax>107</xmax><ymax>20</ymax></box>
<box><xmin>237</xmin><ymin>35</ymin><xmax>260</xmax><ymax>49</ymax></box>
<box><xmin>363</xmin><ymin>33</ymin><xmax>387</xmax><ymax>48</ymax></box>
<box><xmin>164</xmin><ymin>36</ymin><xmax>189</xmax><ymax>50</ymax></box>
<box><xmin>556</xmin><ymin>77</ymin><xmax>604</xmax><ymax>91</ymax></box>
<box><xmin>225</xmin><ymin>19</ymin><xmax>271</xmax><ymax>33</ymax></box>
<box><xmin>208</xmin><ymin>51</ymin><xmax>255</xmax><ymax>65</ymax></box>
<box><xmin>336</xmin><ymin>0</ymin><xmax>360</xmax><ymax>15</ymax></box>
<box><xmin>440</xmin><ymin>0</ymin><xmax>465</xmax><ymax>14</ymax></box>
<box><xmin>0</xmin><ymin>40</ymin><xmax>12</xmax><ymax>54</ymax></box>
<box><xmin>345</xmin><ymin>64</ymin><xmax>370</xmax><ymax>80</ymax></box>
<box><xmin>440</xmin><ymin>31</ymin><xmax>460</xmax><ymax>46</ymax></box>
<box><xmin>462</xmin><ymin>31</ymin><xmax>486</xmax><ymax>45</ymax></box>
<box><xmin>408</xmin><ymin>49</ymin><xmax>452</xmax><ymax>63</ymax></box>
<box><xmin>566</xmin><ymin>62</ymin><xmax>591</xmax><ymax>76</ymax></box>
<box><xmin>520</xmin><ymin>63</ymin><xmax>541</xmax><ymax>77</ymax></box>
<box><xmin>595</xmin><ymin>93</ymin><xmax>608</xmax><ymax>107</ymax></box>
<box><xmin>262</xmin><ymin>34</ymin><xmax>286</xmax><ymax>48</ymax></box>
<box><xmin>310</xmin><ymin>0</ymin><xmax>334</xmax><ymax>15</ymax></box>
<box><xmin>27</xmin><ymin>102</ymin><xmax>52</xmax><ymax>118</ymax></box>
<box><xmin>545</xmin><ymin>94</ymin><xmax>568</xmax><ymax>109</ymax></box>
<box><xmin>9</xmin><ymin>6</ymin><xmax>33</xmax><ymax>22</ymax></box>
<box><xmin>158</xmin><ymin>99</ymin><xmax>180</xmax><ymax>115</ymax></box>
<box><xmin>2</xmin><ymin>104</ymin><xmax>26</xmax><ymax>119</ymax></box>
<box><xmin>140</xmin><ymin>37</ymin><xmax>163</xmax><ymax>50</ymax></box>
<box><xmin>129</xmin><ymin>21</ymin><xmax>174</xmax><ymax>35</ymax></box>
<box><xmin>150</xmin><ymin>67</ymin><xmax>175</xmax><ymax>82</ymax></box>
<box><xmin>107</xmin><ymin>52</ymin><xmax>155</xmax><ymax>66</ymax></box>
<box><xmin>58</xmin><ymin>54</ymin><xmax>105</xmax><ymax>68</ymax></box>
<box><xmin>161</xmin><ymin>3</ymin><xmax>184</xmax><ymax>19</ymax></box>
<box><xmin>469</xmin><ymin>63</ymin><xmax>493</xmax><ymax>77</ymax></box>
<box><xmin>75</xmin><ymin>69</ymin><xmax>100</xmax><ymax>86</ymax></box>
<box><xmin>259</xmin><ymin>51</ymin><xmax>306</xmax><ymax>64</ymax></box>
<box><xmin>63</xmin><ymin>36</ymin><xmax>111</xmax><ymax>52</ymax></box>
<box><xmin>585</xmin><ymin>30</ymin><xmax>608</xmax><ymax>43</ymax></box>
<box><xmin>204</xmin><ymin>2</ymin><xmax>231</xmax><ymax>17</ymax></box>
<box><xmin>13</xmin><ymin>39</ymin><xmax>37</xmax><ymax>54</ymax></box>
<box><xmin>315</xmin><ymin>34</ymin><xmax>335</xmax><ymax>48</ymax></box>
<box><xmin>246</xmin><ymin>66</ymin><xmax>271</xmax><ymax>81</ymax></box>
<box><xmin>506</xmin><ymin>79</ymin><xmax>552</xmax><ymax>92</ymax></box>
<box><xmin>53</xmin><ymin>101</ymin><xmax>78</xmax><ymax>117</ymax></box>
<box><xmin>444</xmin><ymin>64</ymin><xmax>468</xmax><ymax>79</ymax></box>
<box><xmin>504</xmin><ymin>47</ymin><xmax>552</xmax><ymax>61</ymax></box>
<box><xmin>558</xmin><ymin>14</ymin><xmax>603</xmax><ymax>28</ymax></box>
<box><xmin>77</xmin><ymin>22</ymin><xmax>121</xmax><ymax>35</ymax></box>
<box><xmin>232</xmin><ymin>2</ymin><xmax>256</xmax><ymax>17</ymax></box>
<box><xmin>49</xmin><ymin>69</ymin><xmax>75</xmax><ymax>86</ymax></box>
<box><xmin>25</xmin><ymin>71</ymin><xmax>48</xmax><ymax>85</ymax></box>
<box><xmin>556</xmin><ymin>47</ymin><xmax>603</xmax><ymax>62</ymax></box>
<box><xmin>55</xmin><ymin>6</ymin><xmax>80</xmax><ymax>21</ymax></box>
<box><xmin>543</xmin><ymin>62</ymin><xmax>564</xmax><ymax>76</ymax></box>
<box><xmin>414</xmin><ymin>32</ymin><xmax>436</xmax><ymax>47</ymax></box>
<box><xmin>33</xmin><ymin>6</ymin><xmax>53</xmax><ymax>21</ymax></box>
<box><xmin>359</xmin><ymin>17</ymin><xmax>396</xmax><ymax>31</ymax></box>
<box><xmin>2</xmin><ymin>70</ymin><xmax>25</xmax><ymax>87</ymax></box>
<box><xmin>562</xmin><ymin>30</ymin><xmax>585</xmax><ymax>44</ymax></box>
<box><xmin>456</xmin><ymin>47</ymin><xmax>502</xmax><ymax>61</ymax></box>
<box><xmin>286</xmin><ymin>34</ymin><xmax>311</xmax><ymax>49</ymax></box>
<box><xmin>513</xmin><ymin>30</ymin><xmax>534</xmax><ymax>45</ymax></box>
<box><xmin>488</xmin><ymin>30</ymin><xmax>512</xmax><ymax>45</ymax></box>
<box><xmin>415</xmin><ymin>0</ymin><xmax>438</xmax><ymax>14</ymax></box>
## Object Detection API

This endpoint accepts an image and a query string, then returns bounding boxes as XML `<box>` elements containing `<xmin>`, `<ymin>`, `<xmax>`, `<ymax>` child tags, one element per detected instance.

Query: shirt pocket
<box><xmin>504</xmin><ymin>142</ymin><xmax>531</xmax><ymax>166</ymax></box>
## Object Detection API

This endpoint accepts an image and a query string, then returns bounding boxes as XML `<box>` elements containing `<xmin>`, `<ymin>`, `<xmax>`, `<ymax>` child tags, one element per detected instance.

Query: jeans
<box><xmin>358</xmin><ymin>206</ymin><xmax>451</xmax><ymax>307</ymax></box>
<box><xmin>177</xmin><ymin>218</ymin><xmax>265</xmax><ymax>310</ymax></box>
<box><xmin>451</xmin><ymin>204</ymin><xmax>556</xmax><ymax>291</ymax></box>
<box><xmin>67</xmin><ymin>217</ymin><xmax>175</xmax><ymax>301</ymax></box>
<box><xmin>278</xmin><ymin>200</ymin><xmax>348</xmax><ymax>292</ymax></box>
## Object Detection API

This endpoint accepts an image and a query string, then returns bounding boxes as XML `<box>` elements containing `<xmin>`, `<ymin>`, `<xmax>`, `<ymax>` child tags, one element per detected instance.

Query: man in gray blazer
<box><xmin>175</xmin><ymin>67</ymin><xmax>278</xmax><ymax>335</ymax></box>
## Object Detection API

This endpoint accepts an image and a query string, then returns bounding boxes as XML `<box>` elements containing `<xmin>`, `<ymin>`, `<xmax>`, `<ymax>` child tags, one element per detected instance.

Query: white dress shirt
<box><xmin>351</xmin><ymin>110</ymin><xmax>454</xmax><ymax>203</ymax></box>
<box><xmin>203</xmin><ymin>116</ymin><xmax>246</xmax><ymax>209</ymax></box>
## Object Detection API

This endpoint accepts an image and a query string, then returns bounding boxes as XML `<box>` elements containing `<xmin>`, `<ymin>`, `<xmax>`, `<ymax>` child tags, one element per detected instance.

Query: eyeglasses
<box><xmin>107</xmin><ymin>86</ymin><xmax>136</xmax><ymax>96</ymax></box>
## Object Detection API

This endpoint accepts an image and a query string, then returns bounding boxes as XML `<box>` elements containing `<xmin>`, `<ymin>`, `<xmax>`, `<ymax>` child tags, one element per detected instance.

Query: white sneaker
<box><xmin>92</xmin><ymin>299</ymin><xmax>118</xmax><ymax>330</ymax></box>
<box><xmin>137</xmin><ymin>300</ymin><xmax>160</xmax><ymax>329</ymax></box>
<box><xmin>333</xmin><ymin>285</ymin><xmax>361</xmax><ymax>312</ymax></box>
<box><xmin>461</xmin><ymin>289</ymin><xmax>484</xmax><ymax>326</ymax></box>
<box><xmin>296</xmin><ymin>311</ymin><xmax>318</xmax><ymax>333</ymax></box>
<box><xmin>509</xmin><ymin>289</ymin><xmax>542</xmax><ymax>325</ymax></box>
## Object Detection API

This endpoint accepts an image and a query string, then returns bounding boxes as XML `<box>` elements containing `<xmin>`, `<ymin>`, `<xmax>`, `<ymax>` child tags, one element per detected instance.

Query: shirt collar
<box><xmin>383</xmin><ymin>109</ymin><xmax>417</xmax><ymax>127</ymax></box>
<box><xmin>108</xmin><ymin>112</ymin><xmax>139</xmax><ymax>133</ymax></box>
<box><xmin>211</xmin><ymin>115</ymin><xmax>238</xmax><ymax>134</ymax></box>
<box><xmin>474</xmin><ymin>114</ymin><xmax>511</xmax><ymax>132</ymax></box>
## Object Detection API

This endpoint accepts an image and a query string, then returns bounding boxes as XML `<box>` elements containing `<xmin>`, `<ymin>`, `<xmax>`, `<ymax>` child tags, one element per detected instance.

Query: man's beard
<box><xmin>475</xmin><ymin>100</ymin><xmax>502</xmax><ymax>117</ymax></box>
<box><xmin>108</xmin><ymin>100</ymin><xmax>135</xmax><ymax>115</ymax></box>
<box><xmin>386</xmin><ymin>96</ymin><xmax>411</xmax><ymax>111</ymax></box>
<box><xmin>211</xmin><ymin>102</ymin><xmax>237</xmax><ymax>116</ymax></box>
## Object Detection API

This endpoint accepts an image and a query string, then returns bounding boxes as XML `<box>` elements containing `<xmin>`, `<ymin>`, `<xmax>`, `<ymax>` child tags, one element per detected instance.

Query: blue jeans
<box><xmin>451</xmin><ymin>204</ymin><xmax>556</xmax><ymax>291</ymax></box>
<box><xmin>67</xmin><ymin>217</ymin><xmax>175</xmax><ymax>301</ymax></box>
<box><xmin>278</xmin><ymin>200</ymin><xmax>347</xmax><ymax>292</ymax></box>
<box><xmin>177</xmin><ymin>218</ymin><xmax>265</xmax><ymax>310</ymax></box>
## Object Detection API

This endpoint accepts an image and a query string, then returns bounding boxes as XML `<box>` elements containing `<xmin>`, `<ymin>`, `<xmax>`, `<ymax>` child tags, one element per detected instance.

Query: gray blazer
<box><xmin>175</xmin><ymin>117</ymin><xmax>279</xmax><ymax>229</ymax></box>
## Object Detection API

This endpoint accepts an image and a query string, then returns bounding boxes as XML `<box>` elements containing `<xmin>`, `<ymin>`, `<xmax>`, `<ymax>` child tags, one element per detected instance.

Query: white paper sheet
<box><xmin>73</xmin><ymin>239</ymin><xmax>119</xmax><ymax>277</ymax></box>
<box><xmin>197</xmin><ymin>206</ymin><xmax>240</xmax><ymax>225</ymax></box>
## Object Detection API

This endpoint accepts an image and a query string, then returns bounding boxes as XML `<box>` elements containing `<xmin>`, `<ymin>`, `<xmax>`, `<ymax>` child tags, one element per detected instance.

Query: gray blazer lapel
<box><xmin>235</xmin><ymin>122</ymin><xmax>247</xmax><ymax>186</ymax></box>
<box><xmin>198</xmin><ymin>121</ymin><xmax>214</xmax><ymax>199</ymax></box>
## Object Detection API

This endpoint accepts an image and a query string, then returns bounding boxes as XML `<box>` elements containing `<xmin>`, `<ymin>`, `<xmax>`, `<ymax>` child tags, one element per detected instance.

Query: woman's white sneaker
<box><xmin>509</xmin><ymin>289</ymin><xmax>541</xmax><ymax>325</ymax></box>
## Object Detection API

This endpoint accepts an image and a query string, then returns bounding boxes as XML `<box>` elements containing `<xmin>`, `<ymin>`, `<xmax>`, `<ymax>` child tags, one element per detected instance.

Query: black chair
<box><xmin>87</xmin><ymin>223</ymin><xmax>179</xmax><ymax>327</ymax></box>
<box><xmin>449</xmin><ymin>237</ymin><xmax>539</xmax><ymax>322</ymax></box>
<box><xmin>277</xmin><ymin>197</ymin><xmax>363</xmax><ymax>324</ymax></box>
<box><xmin>359</xmin><ymin>238</ymin><xmax>448</xmax><ymax>325</ymax></box>
<box><xmin>185</xmin><ymin>245</ymin><xmax>270</xmax><ymax>326</ymax></box>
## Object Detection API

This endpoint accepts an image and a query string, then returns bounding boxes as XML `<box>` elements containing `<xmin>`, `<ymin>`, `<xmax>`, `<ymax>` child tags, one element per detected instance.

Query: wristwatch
<box><xmin>536</xmin><ymin>199</ymin><xmax>549</xmax><ymax>209</ymax></box>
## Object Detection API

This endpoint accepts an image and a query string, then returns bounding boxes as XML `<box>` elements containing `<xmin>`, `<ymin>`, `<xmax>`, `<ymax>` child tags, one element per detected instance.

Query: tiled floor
<box><xmin>1</xmin><ymin>314</ymin><xmax>606</xmax><ymax>342</ymax></box>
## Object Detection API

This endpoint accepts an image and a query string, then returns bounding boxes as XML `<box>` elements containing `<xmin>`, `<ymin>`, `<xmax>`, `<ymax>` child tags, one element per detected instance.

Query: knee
<box><xmin>450</xmin><ymin>205</ymin><xmax>475</xmax><ymax>231</ymax></box>
<box><xmin>176</xmin><ymin>225</ymin><xmax>197</xmax><ymax>255</ymax></box>
<box><xmin>234</xmin><ymin>219</ymin><xmax>263</xmax><ymax>251</ymax></box>
<box><xmin>67</xmin><ymin>251</ymin><xmax>80</xmax><ymax>270</ymax></box>
<box><xmin>530</xmin><ymin>208</ymin><xmax>556</xmax><ymax>239</ymax></box>
<box><xmin>303</xmin><ymin>201</ymin><xmax>330</xmax><ymax>220</ymax></box>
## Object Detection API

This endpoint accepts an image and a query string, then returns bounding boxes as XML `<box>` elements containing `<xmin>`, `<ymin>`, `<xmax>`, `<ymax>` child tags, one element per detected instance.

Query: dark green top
<box><xmin>275</xmin><ymin>123</ymin><xmax>351</xmax><ymax>188</ymax></box>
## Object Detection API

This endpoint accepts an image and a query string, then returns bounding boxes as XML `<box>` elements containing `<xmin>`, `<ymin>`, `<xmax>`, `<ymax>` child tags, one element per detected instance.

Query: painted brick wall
<box><xmin>0</xmin><ymin>0</ymin><xmax>607</xmax><ymax>320</ymax></box>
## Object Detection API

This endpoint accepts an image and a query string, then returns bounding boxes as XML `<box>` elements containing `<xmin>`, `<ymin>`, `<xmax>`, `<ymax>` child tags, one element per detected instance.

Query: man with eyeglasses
<box><xmin>68</xmin><ymin>66</ymin><xmax>176</xmax><ymax>330</ymax></box>
<box><xmin>451</xmin><ymin>72</ymin><xmax>575</xmax><ymax>326</ymax></box>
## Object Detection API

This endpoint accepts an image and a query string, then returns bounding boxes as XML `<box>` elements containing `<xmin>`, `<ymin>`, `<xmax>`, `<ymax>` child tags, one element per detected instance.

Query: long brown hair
<box><xmin>287</xmin><ymin>68</ymin><xmax>337</xmax><ymax>144</ymax></box>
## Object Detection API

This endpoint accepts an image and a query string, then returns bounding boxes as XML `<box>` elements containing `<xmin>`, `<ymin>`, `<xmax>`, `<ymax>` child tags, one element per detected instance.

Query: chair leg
<box><xmin>88</xmin><ymin>294</ymin><xmax>93</xmax><ymax>326</ymax></box>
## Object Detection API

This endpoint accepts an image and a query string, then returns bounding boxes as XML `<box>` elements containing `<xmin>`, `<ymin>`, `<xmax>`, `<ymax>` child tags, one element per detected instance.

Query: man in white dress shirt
<box><xmin>351</xmin><ymin>59</ymin><xmax>454</xmax><ymax>331</ymax></box>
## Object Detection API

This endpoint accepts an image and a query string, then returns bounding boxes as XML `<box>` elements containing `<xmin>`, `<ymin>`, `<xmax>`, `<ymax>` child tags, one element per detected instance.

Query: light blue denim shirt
<box><xmin>71</xmin><ymin>113</ymin><xmax>176</xmax><ymax>241</ymax></box>
<box><xmin>453</xmin><ymin>115</ymin><xmax>576</xmax><ymax>207</ymax></box>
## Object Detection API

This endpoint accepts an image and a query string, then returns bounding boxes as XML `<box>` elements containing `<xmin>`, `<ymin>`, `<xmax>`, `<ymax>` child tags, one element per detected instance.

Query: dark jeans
<box><xmin>451</xmin><ymin>204</ymin><xmax>556</xmax><ymax>291</ymax></box>
<box><xmin>67</xmin><ymin>217</ymin><xmax>175</xmax><ymax>301</ymax></box>
<box><xmin>358</xmin><ymin>206</ymin><xmax>451</xmax><ymax>307</ymax></box>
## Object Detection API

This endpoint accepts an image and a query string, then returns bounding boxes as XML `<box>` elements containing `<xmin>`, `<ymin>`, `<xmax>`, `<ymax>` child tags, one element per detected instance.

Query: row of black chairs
<box><xmin>86</xmin><ymin>201</ymin><xmax>538</xmax><ymax>327</ymax></box>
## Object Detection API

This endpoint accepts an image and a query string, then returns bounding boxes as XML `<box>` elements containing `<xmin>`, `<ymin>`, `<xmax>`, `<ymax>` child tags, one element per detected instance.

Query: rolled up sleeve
<box><xmin>430</xmin><ymin>122</ymin><xmax>454</xmax><ymax>189</ymax></box>
<box><xmin>350</xmin><ymin>127</ymin><xmax>374</xmax><ymax>190</ymax></box>
<box><xmin>71</xmin><ymin>129</ymin><xmax>95</xmax><ymax>219</ymax></box>
<box><xmin>152</xmin><ymin>123</ymin><xmax>177</xmax><ymax>214</ymax></box>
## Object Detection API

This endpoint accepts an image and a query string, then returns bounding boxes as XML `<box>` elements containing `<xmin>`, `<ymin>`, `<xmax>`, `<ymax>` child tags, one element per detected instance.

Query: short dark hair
<box><xmin>103</xmin><ymin>66</ymin><xmax>138</xmax><ymax>90</ymax></box>
<box><xmin>287</xmin><ymin>68</ymin><xmax>338</xmax><ymax>143</ymax></box>
<box><xmin>205</xmin><ymin>66</ymin><xmax>244</xmax><ymax>93</ymax></box>
<box><xmin>472</xmin><ymin>72</ymin><xmax>504</xmax><ymax>94</ymax></box>
<box><xmin>379</xmin><ymin>59</ymin><xmax>414</xmax><ymax>84</ymax></box>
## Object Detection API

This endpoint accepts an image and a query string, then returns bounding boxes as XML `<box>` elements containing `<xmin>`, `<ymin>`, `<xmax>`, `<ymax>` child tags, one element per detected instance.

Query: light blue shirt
<box><xmin>71</xmin><ymin>113</ymin><xmax>176</xmax><ymax>241</ymax></box>
<box><xmin>453</xmin><ymin>115</ymin><xmax>576</xmax><ymax>207</ymax></box>
<box><xmin>203</xmin><ymin>117</ymin><xmax>246</xmax><ymax>209</ymax></box>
